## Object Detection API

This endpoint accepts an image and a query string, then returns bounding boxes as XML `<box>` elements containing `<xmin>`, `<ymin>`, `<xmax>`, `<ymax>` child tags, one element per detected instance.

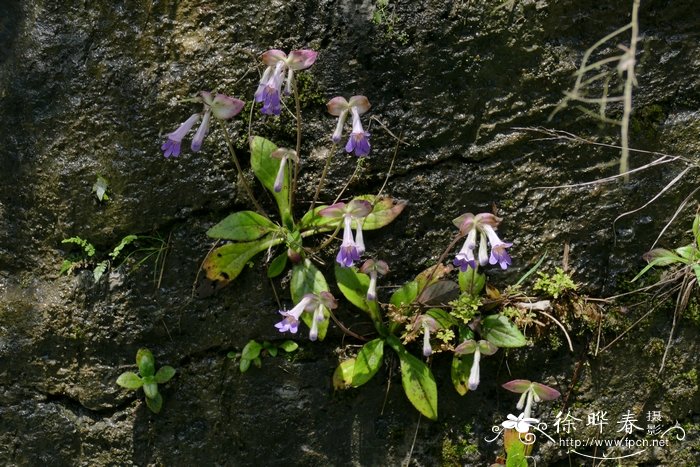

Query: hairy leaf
<box><xmin>241</xmin><ymin>340</ymin><xmax>263</xmax><ymax>360</ymax></box>
<box><xmin>398</xmin><ymin>348</ymin><xmax>438</xmax><ymax>420</ymax></box>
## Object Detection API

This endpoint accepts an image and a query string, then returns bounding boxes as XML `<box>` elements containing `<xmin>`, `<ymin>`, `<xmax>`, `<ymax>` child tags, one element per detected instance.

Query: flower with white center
<box><xmin>452</xmin><ymin>212</ymin><xmax>513</xmax><ymax>271</ymax></box>
<box><xmin>274</xmin><ymin>292</ymin><xmax>337</xmax><ymax>341</ymax></box>
<box><xmin>327</xmin><ymin>96</ymin><xmax>371</xmax><ymax>147</ymax></box>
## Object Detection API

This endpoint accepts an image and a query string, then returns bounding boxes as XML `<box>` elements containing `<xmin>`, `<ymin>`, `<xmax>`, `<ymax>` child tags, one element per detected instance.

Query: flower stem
<box><xmin>290</xmin><ymin>81</ymin><xmax>302</xmax><ymax>211</ymax></box>
<box><xmin>311</xmin><ymin>145</ymin><xmax>336</xmax><ymax>212</ymax></box>
<box><xmin>333</xmin><ymin>158</ymin><xmax>365</xmax><ymax>205</ymax></box>
<box><xmin>221</xmin><ymin>124</ymin><xmax>266</xmax><ymax>215</ymax></box>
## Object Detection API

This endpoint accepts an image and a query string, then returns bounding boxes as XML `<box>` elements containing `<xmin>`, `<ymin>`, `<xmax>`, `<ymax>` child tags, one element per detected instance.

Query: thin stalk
<box><xmin>290</xmin><ymin>81</ymin><xmax>302</xmax><ymax>211</ymax></box>
<box><xmin>620</xmin><ymin>0</ymin><xmax>640</xmax><ymax>179</ymax></box>
<box><xmin>311</xmin><ymin>145</ymin><xmax>336</xmax><ymax>212</ymax></box>
<box><xmin>333</xmin><ymin>158</ymin><xmax>365</xmax><ymax>204</ymax></box>
<box><xmin>221</xmin><ymin>124</ymin><xmax>265</xmax><ymax>215</ymax></box>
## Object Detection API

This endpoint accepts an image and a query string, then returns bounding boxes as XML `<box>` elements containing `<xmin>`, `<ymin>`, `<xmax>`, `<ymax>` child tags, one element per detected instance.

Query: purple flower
<box><xmin>274</xmin><ymin>292</ymin><xmax>337</xmax><ymax>340</ymax></box>
<box><xmin>320</xmin><ymin>200</ymin><xmax>373</xmax><ymax>267</ymax></box>
<box><xmin>452</xmin><ymin>212</ymin><xmax>513</xmax><ymax>271</ymax></box>
<box><xmin>274</xmin><ymin>294</ymin><xmax>314</xmax><ymax>333</ymax></box>
<box><xmin>327</xmin><ymin>96</ymin><xmax>371</xmax><ymax>146</ymax></box>
<box><xmin>270</xmin><ymin>148</ymin><xmax>298</xmax><ymax>193</ymax></box>
<box><xmin>360</xmin><ymin>259</ymin><xmax>389</xmax><ymax>301</ymax></box>
<box><xmin>255</xmin><ymin>49</ymin><xmax>318</xmax><ymax>116</ymax></box>
<box><xmin>161</xmin><ymin>113</ymin><xmax>200</xmax><ymax>158</ymax></box>
<box><xmin>453</xmin><ymin>228</ymin><xmax>478</xmax><ymax>271</ymax></box>
<box><xmin>481</xmin><ymin>224</ymin><xmax>513</xmax><ymax>270</ymax></box>
<box><xmin>161</xmin><ymin>91</ymin><xmax>244</xmax><ymax>157</ymax></box>
<box><xmin>345</xmin><ymin>106</ymin><xmax>371</xmax><ymax>157</ymax></box>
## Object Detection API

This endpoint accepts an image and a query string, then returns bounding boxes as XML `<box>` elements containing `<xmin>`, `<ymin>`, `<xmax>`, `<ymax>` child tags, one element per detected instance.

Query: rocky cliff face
<box><xmin>1</xmin><ymin>1</ymin><xmax>699</xmax><ymax>465</ymax></box>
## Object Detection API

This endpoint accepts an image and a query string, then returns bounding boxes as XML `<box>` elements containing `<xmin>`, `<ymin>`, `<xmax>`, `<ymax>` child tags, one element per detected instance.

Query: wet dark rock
<box><xmin>1</xmin><ymin>0</ymin><xmax>700</xmax><ymax>465</ymax></box>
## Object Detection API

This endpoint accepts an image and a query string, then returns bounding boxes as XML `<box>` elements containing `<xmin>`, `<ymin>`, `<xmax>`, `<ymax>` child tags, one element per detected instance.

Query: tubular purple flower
<box><xmin>308</xmin><ymin>291</ymin><xmax>336</xmax><ymax>341</ymax></box>
<box><xmin>417</xmin><ymin>315</ymin><xmax>439</xmax><ymax>357</ymax></box>
<box><xmin>256</xmin><ymin>49</ymin><xmax>317</xmax><ymax>114</ymax></box>
<box><xmin>337</xmin><ymin>216</ymin><xmax>360</xmax><ymax>267</ymax></box>
<box><xmin>274</xmin><ymin>295</ymin><xmax>314</xmax><ymax>334</ymax></box>
<box><xmin>327</xmin><ymin>96</ymin><xmax>370</xmax><ymax>145</ymax></box>
<box><xmin>255</xmin><ymin>61</ymin><xmax>285</xmax><ymax>115</ymax></box>
<box><xmin>345</xmin><ymin>106</ymin><xmax>371</xmax><ymax>157</ymax></box>
<box><xmin>454</xmin><ymin>228</ymin><xmax>478</xmax><ymax>271</ymax></box>
<box><xmin>161</xmin><ymin>113</ymin><xmax>200</xmax><ymax>158</ymax></box>
<box><xmin>191</xmin><ymin>110</ymin><xmax>211</xmax><ymax>152</ymax></box>
<box><xmin>321</xmin><ymin>200</ymin><xmax>372</xmax><ymax>267</ymax></box>
<box><xmin>480</xmin><ymin>224</ymin><xmax>513</xmax><ymax>270</ymax></box>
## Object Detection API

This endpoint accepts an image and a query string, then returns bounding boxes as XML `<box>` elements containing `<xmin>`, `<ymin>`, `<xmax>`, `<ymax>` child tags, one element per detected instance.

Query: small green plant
<box><xmin>116</xmin><ymin>348</ymin><xmax>175</xmax><ymax>414</ymax></box>
<box><xmin>533</xmin><ymin>267</ymin><xmax>577</xmax><ymax>299</ymax></box>
<box><xmin>59</xmin><ymin>234</ymin><xmax>166</xmax><ymax>282</ymax></box>
<box><xmin>228</xmin><ymin>339</ymin><xmax>299</xmax><ymax>372</ymax></box>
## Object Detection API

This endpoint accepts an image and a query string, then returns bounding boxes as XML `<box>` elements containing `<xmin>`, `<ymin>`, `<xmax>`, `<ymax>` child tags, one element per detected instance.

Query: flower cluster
<box><xmin>254</xmin><ymin>49</ymin><xmax>318</xmax><ymax>115</ymax></box>
<box><xmin>453</xmin><ymin>213</ymin><xmax>512</xmax><ymax>271</ymax></box>
<box><xmin>275</xmin><ymin>291</ymin><xmax>337</xmax><ymax>341</ymax></box>
<box><xmin>161</xmin><ymin>91</ymin><xmax>244</xmax><ymax>158</ymax></box>
<box><xmin>327</xmin><ymin>96</ymin><xmax>372</xmax><ymax>157</ymax></box>
<box><xmin>319</xmin><ymin>200</ymin><xmax>372</xmax><ymax>267</ymax></box>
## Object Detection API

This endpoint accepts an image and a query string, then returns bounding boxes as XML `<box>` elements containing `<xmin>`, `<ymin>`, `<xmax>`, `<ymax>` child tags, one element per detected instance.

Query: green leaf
<box><xmin>92</xmin><ymin>175</ymin><xmax>109</xmax><ymax>201</ymax></box>
<box><xmin>694</xmin><ymin>264</ymin><xmax>700</xmax><ymax>286</ymax></box>
<box><xmin>154</xmin><ymin>366</ymin><xmax>176</xmax><ymax>384</ymax></box>
<box><xmin>267</xmin><ymin>252</ymin><xmax>288</xmax><ymax>278</ymax></box>
<box><xmin>426</xmin><ymin>308</ymin><xmax>457</xmax><ymax>329</ymax></box>
<box><xmin>109</xmin><ymin>235</ymin><xmax>138</xmax><ymax>260</ymax></box>
<box><xmin>116</xmin><ymin>371</ymin><xmax>143</xmax><ymax>389</ymax></box>
<box><xmin>458</xmin><ymin>267</ymin><xmax>486</xmax><ymax>296</ymax></box>
<box><xmin>333</xmin><ymin>358</ymin><xmax>355</xmax><ymax>390</ymax></box>
<box><xmin>352</xmin><ymin>339</ymin><xmax>384</xmax><ymax>387</ymax></box>
<box><xmin>239</xmin><ymin>358</ymin><xmax>251</xmax><ymax>373</ymax></box>
<box><xmin>482</xmin><ymin>315</ymin><xmax>527</xmax><ymax>348</ymax></box>
<box><xmin>136</xmin><ymin>348</ymin><xmax>156</xmax><ymax>377</ymax></box>
<box><xmin>93</xmin><ymin>260</ymin><xmax>108</xmax><ymax>282</ymax></box>
<box><xmin>353</xmin><ymin>195</ymin><xmax>407</xmax><ymax>230</ymax></box>
<box><xmin>203</xmin><ymin>236</ymin><xmax>283</xmax><ymax>285</ymax></box>
<box><xmin>253</xmin><ymin>357</ymin><xmax>262</xmax><ymax>368</ymax></box>
<box><xmin>693</xmin><ymin>215</ymin><xmax>700</xmax><ymax>245</ymax></box>
<box><xmin>241</xmin><ymin>340</ymin><xmax>263</xmax><ymax>360</ymax></box>
<box><xmin>291</xmin><ymin>260</ymin><xmax>330</xmax><ymax>341</ymax></box>
<box><xmin>397</xmin><ymin>346</ymin><xmax>438</xmax><ymax>420</ymax></box>
<box><xmin>62</xmin><ymin>237</ymin><xmax>96</xmax><ymax>257</ymax></box>
<box><xmin>390</xmin><ymin>281</ymin><xmax>419</xmax><ymax>308</ymax></box>
<box><xmin>207</xmin><ymin>211</ymin><xmax>278</xmax><ymax>241</ymax></box>
<box><xmin>142</xmin><ymin>380</ymin><xmax>159</xmax><ymax>399</ymax></box>
<box><xmin>250</xmin><ymin>136</ymin><xmax>292</xmax><ymax>227</ymax></box>
<box><xmin>335</xmin><ymin>265</ymin><xmax>372</xmax><ymax>313</ymax></box>
<box><xmin>505</xmin><ymin>439</ymin><xmax>528</xmax><ymax>467</ymax></box>
<box><xmin>279</xmin><ymin>340</ymin><xmax>299</xmax><ymax>352</ymax></box>
<box><xmin>451</xmin><ymin>354</ymin><xmax>474</xmax><ymax>396</ymax></box>
<box><xmin>145</xmin><ymin>393</ymin><xmax>163</xmax><ymax>414</ymax></box>
<box><xmin>59</xmin><ymin>259</ymin><xmax>75</xmax><ymax>275</ymax></box>
<box><xmin>675</xmin><ymin>245</ymin><xmax>698</xmax><ymax>261</ymax></box>
<box><xmin>267</xmin><ymin>346</ymin><xmax>278</xmax><ymax>357</ymax></box>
